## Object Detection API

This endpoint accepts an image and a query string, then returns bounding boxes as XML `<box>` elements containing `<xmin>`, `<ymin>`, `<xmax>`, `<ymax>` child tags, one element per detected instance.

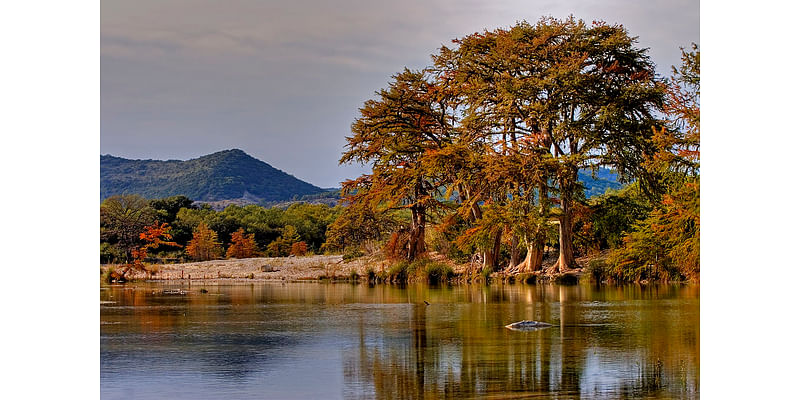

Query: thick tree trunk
<box><xmin>508</xmin><ymin>234</ymin><xmax>520</xmax><ymax>269</ymax></box>
<box><xmin>515</xmin><ymin>232</ymin><xmax>545</xmax><ymax>273</ymax></box>
<box><xmin>555</xmin><ymin>178</ymin><xmax>576</xmax><ymax>272</ymax></box>
<box><xmin>408</xmin><ymin>206</ymin><xmax>426</xmax><ymax>260</ymax></box>
<box><xmin>483</xmin><ymin>229</ymin><xmax>501</xmax><ymax>271</ymax></box>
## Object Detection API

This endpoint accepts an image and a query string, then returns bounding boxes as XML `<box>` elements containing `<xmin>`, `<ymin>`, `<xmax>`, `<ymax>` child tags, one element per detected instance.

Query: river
<box><xmin>100</xmin><ymin>282</ymin><xmax>699</xmax><ymax>399</ymax></box>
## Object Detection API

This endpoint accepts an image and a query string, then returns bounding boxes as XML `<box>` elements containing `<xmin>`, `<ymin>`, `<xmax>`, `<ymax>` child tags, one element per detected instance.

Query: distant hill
<box><xmin>579</xmin><ymin>168</ymin><xmax>623</xmax><ymax>197</ymax></box>
<box><xmin>100</xmin><ymin>149</ymin><xmax>326</xmax><ymax>203</ymax></box>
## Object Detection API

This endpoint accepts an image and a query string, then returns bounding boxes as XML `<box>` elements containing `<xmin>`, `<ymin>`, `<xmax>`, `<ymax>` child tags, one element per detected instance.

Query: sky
<box><xmin>101</xmin><ymin>0</ymin><xmax>699</xmax><ymax>188</ymax></box>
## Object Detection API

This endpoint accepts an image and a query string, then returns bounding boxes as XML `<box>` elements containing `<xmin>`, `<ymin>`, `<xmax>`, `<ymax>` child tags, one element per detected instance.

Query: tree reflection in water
<box><xmin>342</xmin><ymin>284</ymin><xmax>698</xmax><ymax>399</ymax></box>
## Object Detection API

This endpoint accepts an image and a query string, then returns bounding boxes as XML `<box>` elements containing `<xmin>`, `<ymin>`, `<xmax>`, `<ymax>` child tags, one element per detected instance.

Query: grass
<box><xmin>349</xmin><ymin>269</ymin><xmax>360</xmax><ymax>282</ymax></box>
<box><xmin>101</xmin><ymin>267</ymin><xmax>114</xmax><ymax>284</ymax></box>
<box><xmin>479</xmin><ymin>266</ymin><xmax>492</xmax><ymax>283</ymax></box>
<box><xmin>388</xmin><ymin>261</ymin><xmax>411</xmax><ymax>282</ymax></box>
<box><xmin>424</xmin><ymin>262</ymin><xmax>454</xmax><ymax>284</ymax></box>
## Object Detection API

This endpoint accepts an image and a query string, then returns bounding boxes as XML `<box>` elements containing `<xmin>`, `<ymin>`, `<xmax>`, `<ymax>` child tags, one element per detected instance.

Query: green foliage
<box><xmin>101</xmin><ymin>149</ymin><xmax>325</xmax><ymax>202</ymax></box>
<box><xmin>366</xmin><ymin>268</ymin><xmax>377</xmax><ymax>283</ymax></box>
<box><xmin>609</xmin><ymin>46</ymin><xmax>700</xmax><ymax>282</ymax></box>
<box><xmin>323</xmin><ymin>204</ymin><xmax>399</xmax><ymax>253</ymax></box>
<box><xmin>342</xmin><ymin>246</ymin><xmax>364</xmax><ymax>262</ymax></box>
<box><xmin>349</xmin><ymin>270</ymin><xmax>360</xmax><ymax>282</ymax></box>
<box><xmin>609</xmin><ymin>181</ymin><xmax>699</xmax><ymax>281</ymax></box>
<box><xmin>574</xmin><ymin>185</ymin><xmax>653</xmax><ymax>251</ymax></box>
<box><xmin>100</xmin><ymin>242</ymin><xmax>124</xmax><ymax>264</ymax></box>
<box><xmin>101</xmin><ymin>267</ymin><xmax>114</xmax><ymax>284</ymax></box>
<box><xmin>424</xmin><ymin>262</ymin><xmax>454</xmax><ymax>284</ymax></box>
<box><xmin>101</xmin><ymin>194</ymin><xmax>156</xmax><ymax>262</ymax></box>
<box><xmin>479</xmin><ymin>266</ymin><xmax>492</xmax><ymax>283</ymax></box>
<box><xmin>586</xmin><ymin>259</ymin><xmax>611</xmax><ymax>283</ymax></box>
<box><xmin>388</xmin><ymin>261</ymin><xmax>411</xmax><ymax>283</ymax></box>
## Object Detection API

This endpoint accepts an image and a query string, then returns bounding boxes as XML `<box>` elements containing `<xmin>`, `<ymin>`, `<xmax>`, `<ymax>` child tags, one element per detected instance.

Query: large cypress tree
<box><xmin>434</xmin><ymin>17</ymin><xmax>664</xmax><ymax>272</ymax></box>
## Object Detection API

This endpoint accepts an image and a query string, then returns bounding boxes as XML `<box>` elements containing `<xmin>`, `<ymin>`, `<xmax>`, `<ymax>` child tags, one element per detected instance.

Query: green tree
<box><xmin>100</xmin><ymin>194</ymin><xmax>156</xmax><ymax>262</ymax></box>
<box><xmin>323</xmin><ymin>203</ymin><xmax>400</xmax><ymax>253</ymax></box>
<box><xmin>149</xmin><ymin>195</ymin><xmax>195</xmax><ymax>224</ymax></box>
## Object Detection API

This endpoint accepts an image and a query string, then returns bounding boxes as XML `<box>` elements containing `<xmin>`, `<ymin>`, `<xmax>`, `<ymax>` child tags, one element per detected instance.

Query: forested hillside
<box><xmin>101</xmin><ymin>149</ymin><xmax>325</xmax><ymax>202</ymax></box>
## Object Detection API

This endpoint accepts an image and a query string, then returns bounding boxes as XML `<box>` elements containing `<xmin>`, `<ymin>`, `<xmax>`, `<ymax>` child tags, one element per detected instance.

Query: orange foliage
<box><xmin>290</xmin><ymin>241</ymin><xmax>308</xmax><ymax>257</ymax></box>
<box><xmin>226</xmin><ymin>228</ymin><xmax>258</xmax><ymax>259</ymax></box>
<box><xmin>186</xmin><ymin>222</ymin><xmax>222</xmax><ymax>261</ymax></box>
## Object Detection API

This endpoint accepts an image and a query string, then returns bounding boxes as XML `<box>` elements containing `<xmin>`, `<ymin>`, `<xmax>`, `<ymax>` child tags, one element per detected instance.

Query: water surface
<box><xmin>101</xmin><ymin>282</ymin><xmax>699</xmax><ymax>399</ymax></box>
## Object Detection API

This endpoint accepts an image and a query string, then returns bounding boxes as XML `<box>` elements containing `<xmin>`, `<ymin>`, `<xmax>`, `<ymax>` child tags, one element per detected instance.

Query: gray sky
<box><xmin>101</xmin><ymin>0</ymin><xmax>699</xmax><ymax>188</ymax></box>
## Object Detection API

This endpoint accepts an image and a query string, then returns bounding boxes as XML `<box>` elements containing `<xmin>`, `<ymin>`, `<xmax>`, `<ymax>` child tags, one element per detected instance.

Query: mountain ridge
<box><xmin>100</xmin><ymin>149</ymin><xmax>326</xmax><ymax>203</ymax></box>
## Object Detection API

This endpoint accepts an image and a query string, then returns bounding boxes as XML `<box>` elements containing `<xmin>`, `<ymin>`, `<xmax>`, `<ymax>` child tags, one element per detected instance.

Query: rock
<box><xmin>261</xmin><ymin>265</ymin><xmax>279</xmax><ymax>272</ymax></box>
<box><xmin>505</xmin><ymin>320</ymin><xmax>553</xmax><ymax>331</ymax></box>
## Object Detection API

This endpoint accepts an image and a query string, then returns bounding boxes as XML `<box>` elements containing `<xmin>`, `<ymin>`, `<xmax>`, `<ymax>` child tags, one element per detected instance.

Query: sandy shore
<box><xmin>115</xmin><ymin>254</ymin><xmax>386</xmax><ymax>283</ymax></box>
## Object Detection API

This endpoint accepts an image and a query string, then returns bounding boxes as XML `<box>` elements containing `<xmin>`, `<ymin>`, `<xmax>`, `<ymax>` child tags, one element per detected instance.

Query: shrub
<box><xmin>425</xmin><ymin>262</ymin><xmax>454</xmax><ymax>284</ymax></box>
<box><xmin>388</xmin><ymin>261</ymin><xmax>410</xmax><ymax>282</ymax></box>
<box><xmin>342</xmin><ymin>246</ymin><xmax>364</xmax><ymax>262</ymax></box>
<box><xmin>101</xmin><ymin>267</ymin><xmax>114</xmax><ymax>284</ymax></box>
<box><xmin>349</xmin><ymin>269</ymin><xmax>360</xmax><ymax>282</ymax></box>
<box><xmin>480</xmin><ymin>266</ymin><xmax>492</xmax><ymax>283</ymax></box>
<box><xmin>586</xmin><ymin>259</ymin><xmax>610</xmax><ymax>282</ymax></box>
<box><xmin>366</xmin><ymin>267</ymin><xmax>377</xmax><ymax>283</ymax></box>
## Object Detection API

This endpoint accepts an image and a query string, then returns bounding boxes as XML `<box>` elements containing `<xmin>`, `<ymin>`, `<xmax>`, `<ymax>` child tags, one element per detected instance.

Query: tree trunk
<box><xmin>408</xmin><ymin>206</ymin><xmax>426</xmax><ymax>260</ymax></box>
<box><xmin>515</xmin><ymin>233</ymin><xmax>545</xmax><ymax>273</ymax></box>
<box><xmin>508</xmin><ymin>233</ymin><xmax>520</xmax><ymax>269</ymax></box>
<box><xmin>555</xmin><ymin>178</ymin><xmax>576</xmax><ymax>272</ymax></box>
<box><xmin>483</xmin><ymin>229</ymin><xmax>501</xmax><ymax>271</ymax></box>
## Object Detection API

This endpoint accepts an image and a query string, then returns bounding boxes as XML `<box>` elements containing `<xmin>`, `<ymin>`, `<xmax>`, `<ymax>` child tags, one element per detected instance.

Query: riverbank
<box><xmin>101</xmin><ymin>251</ymin><xmax>608</xmax><ymax>284</ymax></box>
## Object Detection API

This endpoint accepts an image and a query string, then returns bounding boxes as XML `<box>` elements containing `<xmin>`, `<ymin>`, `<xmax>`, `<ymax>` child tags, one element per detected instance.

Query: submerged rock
<box><xmin>505</xmin><ymin>320</ymin><xmax>553</xmax><ymax>331</ymax></box>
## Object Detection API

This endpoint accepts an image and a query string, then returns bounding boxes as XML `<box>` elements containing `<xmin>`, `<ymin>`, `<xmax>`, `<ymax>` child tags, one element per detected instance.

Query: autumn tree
<box><xmin>611</xmin><ymin>44</ymin><xmax>700</xmax><ymax>281</ymax></box>
<box><xmin>290</xmin><ymin>241</ymin><xmax>308</xmax><ymax>256</ymax></box>
<box><xmin>226</xmin><ymin>228</ymin><xmax>258</xmax><ymax>259</ymax></box>
<box><xmin>341</xmin><ymin>69</ymin><xmax>457</xmax><ymax>260</ymax></box>
<box><xmin>119</xmin><ymin>221</ymin><xmax>181</xmax><ymax>280</ymax></box>
<box><xmin>186</xmin><ymin>222</ymin><xmax>222</xmax><ymax>261</ymax></box>
<box><xmin>434</xmin><ymin>18</ymin><xmax>663</xmax><ymax>272</ymax></box>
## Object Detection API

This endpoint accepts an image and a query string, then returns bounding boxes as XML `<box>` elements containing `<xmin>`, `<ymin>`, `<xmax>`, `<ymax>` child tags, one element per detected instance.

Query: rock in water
<box><xmin>505</xmin><ymin>320</ymin><xmax>553</xmax><ymax>331</ymax></box>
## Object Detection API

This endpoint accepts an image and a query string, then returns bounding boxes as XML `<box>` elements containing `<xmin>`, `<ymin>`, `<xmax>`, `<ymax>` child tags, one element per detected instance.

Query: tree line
<box><xmin>100</xmin><ymin>194</ymin><xmax>340</xmax><ymax>269</ymax></box>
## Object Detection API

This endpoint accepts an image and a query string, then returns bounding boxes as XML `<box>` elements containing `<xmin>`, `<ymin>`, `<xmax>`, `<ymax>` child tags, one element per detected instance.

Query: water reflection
<box><xmin>101</xmin><ymin>283</ymin><xmax>698</xmax><ymax>399</ymax></box>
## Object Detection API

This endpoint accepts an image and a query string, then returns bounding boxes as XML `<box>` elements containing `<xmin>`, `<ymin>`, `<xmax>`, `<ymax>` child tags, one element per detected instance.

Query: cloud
<box><xmin>101</xmin><ymin>0</ymin><xmax>699</xmax><ymax>187</ymax></box>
